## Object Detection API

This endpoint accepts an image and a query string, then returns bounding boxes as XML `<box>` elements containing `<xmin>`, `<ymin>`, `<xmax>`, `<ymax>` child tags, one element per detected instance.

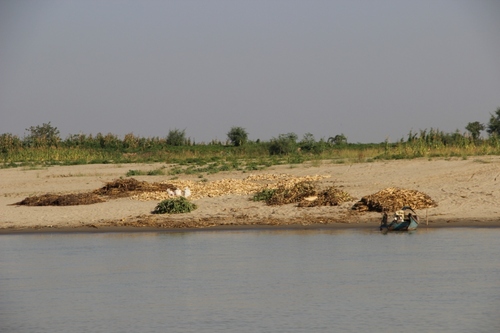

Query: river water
<box><xmin>1</xmin><ymin>228</ymin><xmax>499</xmax><ymax>333</ymax></box>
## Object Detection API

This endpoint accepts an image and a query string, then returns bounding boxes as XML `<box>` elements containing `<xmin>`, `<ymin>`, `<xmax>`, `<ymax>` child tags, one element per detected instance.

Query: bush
<box><xmin>152</xmin><ymin>197</ymin><xmax>197</xmax><ymax>214</ymax></box>
<box><xmin>166</xmin><ymin>129</ymin><xmax>186</xmax><ymax>146</ymax></box>
<box><xmin>227</xmin><ymin>126</ymin><xmax>248</xmax><ymax>146</ymax></box>
<box><xmin>268</xmin><ymin>133</ymin><xmax>297</xmax><ymax>155</ymax></box>
<box><xmin>24</xmin><ymin>122</ymin><xmax>61</xmax><ymax>148</ymax></box>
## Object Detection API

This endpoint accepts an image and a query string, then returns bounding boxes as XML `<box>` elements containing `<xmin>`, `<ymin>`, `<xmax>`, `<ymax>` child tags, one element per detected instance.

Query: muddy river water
<box><xmin>1</xmin><ymin>227</ymin><xmax>499</xmax><ymax>332</ymax></box>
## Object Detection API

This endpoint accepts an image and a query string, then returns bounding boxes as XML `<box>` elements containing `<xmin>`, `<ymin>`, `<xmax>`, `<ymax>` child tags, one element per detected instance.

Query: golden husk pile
<box><xmin>266</xmin><ymin>181</ymin><xmax>317</xmax><ymax>205</ymax></box>
<box><xmin>352</xmin><ymin>187</ymin><xmax>437</xmax><ymax>212</ymax></box>
<box><xmin>297</xmin><ymin>186</ymin><xmax>354</xmax><ymax>207</ymax></box>
<box><xmin>132</xmin><ymin>174</ymin><xmax>330</xmax><ymax>201</ymax></box>
<box><xmin>14</xmin><ymin>193</ymin><xmax>105</xmax><ymax>206</ymax></box>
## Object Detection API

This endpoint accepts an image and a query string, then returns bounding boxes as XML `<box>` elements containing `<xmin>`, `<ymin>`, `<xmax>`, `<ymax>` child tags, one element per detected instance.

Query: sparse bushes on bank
<box><xmin>2</xmin><ymin>113</ymin><xmax>500</xmax><ymax>169</ymax></box>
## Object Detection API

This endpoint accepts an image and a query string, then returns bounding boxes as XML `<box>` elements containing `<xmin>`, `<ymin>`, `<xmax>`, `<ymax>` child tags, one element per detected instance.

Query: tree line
<box><xmin>1</xmin><ymin>108</ymin><xmax>500</xmax><ymax>160</ymax></box>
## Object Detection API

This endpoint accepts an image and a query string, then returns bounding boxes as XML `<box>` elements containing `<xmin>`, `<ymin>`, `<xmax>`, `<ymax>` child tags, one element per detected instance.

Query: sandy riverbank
<box><xmin>1</xmin><ymin>157</ymin><xmax>500</xmax><ymax>233</ymax></box>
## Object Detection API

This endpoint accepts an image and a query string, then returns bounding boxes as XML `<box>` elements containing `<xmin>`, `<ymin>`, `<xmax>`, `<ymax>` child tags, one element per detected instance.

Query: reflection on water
<box><xmin>1</xmin><ymin>228</ymin><xmax>499</xmax><ymax>333</ymax></box>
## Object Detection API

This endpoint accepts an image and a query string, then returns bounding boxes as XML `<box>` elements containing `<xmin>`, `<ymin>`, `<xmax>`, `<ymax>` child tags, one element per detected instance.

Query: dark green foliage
<box><xmin>227</xmin><ymin>126</ymin><xmax>248</xmax><ymax>146</ymax></box>
<box><xmin>253</xmin><ymin>189</ymin><xmax>276</xmax><ymax>202</ymax></box>
<box><xmin>300</xmin><ymin>134</ymin><xmax>328</xmax><ymax>154</ymax></box>
<box><xmin>166</xmin><ymin>129</ymin><xmax>187</xmax><ymax>146</ymax></box>
<box><xmin>299</xmin><ymin>133</ymin><xmax>315</xmax><ymax>151</ymax></box>
<box><xmin>487</xmin><ymin>108</ymin><xmax>500</xmax><ymax>136</ymax></box>
<box><xmin>268</xmin><ymin>133</ymin><xmax>298</xmax><ymax>155</ymax></box>
<box><xmin>465</xmin><ymin>121</ymin><xmax>485</xmax><ymax>141</ymax></box>
<box><xmin>152</xmin><ymin>197</ymin><xmax>197</xmax><ymax>214</ymax></box>
<box><xmin>327</xmin><ymin>134</ymin><xmax>347</xmax><ymax>145</ymax></box>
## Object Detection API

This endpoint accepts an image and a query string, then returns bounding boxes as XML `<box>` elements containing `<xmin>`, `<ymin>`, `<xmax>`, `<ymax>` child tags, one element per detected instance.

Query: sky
<box><xmin>1</xmin><ymin>0</ymin><xmax>499</xmax><ymax>144</ymax></box>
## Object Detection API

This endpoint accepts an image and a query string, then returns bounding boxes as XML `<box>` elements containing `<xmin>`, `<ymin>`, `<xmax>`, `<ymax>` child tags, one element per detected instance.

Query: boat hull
<box><xmin>380</xmin><ymin>210</ymin><xmax>419</xmax><ymax>232</ymax></box>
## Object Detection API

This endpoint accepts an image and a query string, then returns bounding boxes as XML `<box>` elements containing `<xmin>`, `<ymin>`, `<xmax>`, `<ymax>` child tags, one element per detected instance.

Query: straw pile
<box><xmin>14</xmin><ymin>174</ymin><xmax>331</xmax><ymax>206</ymax></box>
<box><xmin>132</xmin><ymin>174</ymin><xmax>329</xmax><ymax>201</ymax></box>
<box><xmin>298</xmin><ymin>186</ymin><xmax>354</xmax><ymax>207</ymax></box>
<box><xmin>14</xmin><ymin>193</ymin><xmax>105</xmax><ymax>206</ymax></box>
<box><xmin>352</xmin><ymin>187</ymin><xmax>437</xmax><ymax>212</ymax></box>
<box><xmin>93</xmin><ymin>178</ymin><xmax>176</xmax><ymax>198</ymax></box>
<box><xmin>266</xmin><ymin>181</ymin><xmax>317</xmax><ymax>205</ymax></box>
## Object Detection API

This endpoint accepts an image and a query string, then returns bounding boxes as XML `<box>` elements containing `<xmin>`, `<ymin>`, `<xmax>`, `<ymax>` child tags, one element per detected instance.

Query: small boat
<box><xmin>380</xmin><ymin>206</ymin><xmax>419</xmax><ymax>232</ymax></box>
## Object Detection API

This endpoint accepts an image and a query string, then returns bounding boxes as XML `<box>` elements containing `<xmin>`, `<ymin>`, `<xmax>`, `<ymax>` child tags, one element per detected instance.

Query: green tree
<box><xmin>166</xmin><ymin>129</ymin><xmax>186</xmax><ymax>146</ymax></box>
<box><xmin>299</xmin><ymin>133</ymin><xmax>315</xmax><ymax>151</ymax></box>
<box><xmin>487</xmin><ymin>107</ymin><xmax>500</xmax><ymax>136</ymax></box>
<box><xmin>25</xmin><ymin>122</ymin><xmax>60</xmax><ymax>148</ymax></box>
<box><xmin>268</xmin><ymin>132</ymin><xmax>298</xmax><ymax>155</ymax></box>
<box><xmin>465</xmin><ymin>121</ymin><xmax>484</xmax><ymax>141</ymax></box>
<box><xmin>227</xmin><ymin>126</ymin><xmax>248</xmax><ymax>146</ymax></box>
<box><xmin>327</xmin><ymin>133</ymin><xmax>347</xmax><ymax>145</ymax></box>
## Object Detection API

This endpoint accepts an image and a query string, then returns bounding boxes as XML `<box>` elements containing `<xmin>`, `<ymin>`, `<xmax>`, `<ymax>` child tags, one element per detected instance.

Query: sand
<box><xmin>1</xmin><ymin>157</ymin><xmax>500</xmax><ymax>233</ymax></box>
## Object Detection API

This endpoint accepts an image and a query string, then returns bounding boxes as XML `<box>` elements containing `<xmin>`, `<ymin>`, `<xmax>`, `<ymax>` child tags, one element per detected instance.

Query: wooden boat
<box><xmin>380</xmin><ymin>206</ymin><xmax>419</xmax><ymax>232</ymax></box>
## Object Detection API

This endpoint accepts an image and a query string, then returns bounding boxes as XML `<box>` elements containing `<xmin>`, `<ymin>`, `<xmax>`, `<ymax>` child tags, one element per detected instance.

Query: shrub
<box><xmin>487</xmin><ymin>107</ymin><xmax>500</xmax><ymax>136</ymax></box>
<box><xmin>227</xmin><ymin>126</ymin><xmax>248</xmax><ymax>146</ymax></box>
<box><xmin>268</xmin><ymin>133</ymin><xmax>298</xmax><ymax>155</ymax></box>
<box><xmin>24</xmin><ymin>122</ymin><xmax>61</xmax><ymax>148</ymax></box>
<box><xmin>166</xmin><ymin>129</ymin><xmax>186</xmax><ymax>146</ymax></box>
<box><xmin>152</xmin><ymin>197</ymin><xmax>197</xmax><ymax>214</ymax></box>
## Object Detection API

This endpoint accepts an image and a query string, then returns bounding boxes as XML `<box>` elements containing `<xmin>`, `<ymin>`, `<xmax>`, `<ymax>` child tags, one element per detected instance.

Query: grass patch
<box><xmin>126</xmin><ymin>167</ymin><xmax>166</xmax><ymax>177</ymax></box>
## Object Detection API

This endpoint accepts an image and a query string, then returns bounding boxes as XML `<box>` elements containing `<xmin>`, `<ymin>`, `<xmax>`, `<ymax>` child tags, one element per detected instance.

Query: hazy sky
<box><xmin>1</xmin><ymin>0</ymin><xmax>499</xmax><ymax>143</ymax></box>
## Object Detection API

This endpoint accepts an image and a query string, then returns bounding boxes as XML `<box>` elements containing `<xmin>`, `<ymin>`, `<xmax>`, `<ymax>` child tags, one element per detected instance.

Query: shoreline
<box><xmin>2</xmin><ymin>219</ymin><xmax>500</xmax><ymax>235</ymax></box>
<box><xmin>2</xmin><ymin>157</ymin><xmax>500</xmax><ymax>234</ymax></box>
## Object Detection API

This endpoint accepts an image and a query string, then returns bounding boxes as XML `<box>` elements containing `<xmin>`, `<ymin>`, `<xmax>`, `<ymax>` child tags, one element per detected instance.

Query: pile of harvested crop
<box><xmin>132</xmin><ymin>174</ymin><xmax>330</xmax><ymax>201</ymax></box>
<box><xmin>14</xmin><ymin>193</ymin><xmax>105</xmax><ymax>206</ymax></box>
<box><xmin>266</xmin><ymin>181</ymin><xmax>317</xmax><ymax>205</ymax></box>
<box><xmin>352</xmin><ymin>187</ymin><xmax>437</xmax><ymax>212</ymax></box>
<box><xmin>94</xmin><ymin>178</ymin><xmax>176</xmax><ymax>198</ymax></box>
<box><xmin>298</xmin><ymin>186</ymin><xmax>354</xmax><ymax>207</ymax></box>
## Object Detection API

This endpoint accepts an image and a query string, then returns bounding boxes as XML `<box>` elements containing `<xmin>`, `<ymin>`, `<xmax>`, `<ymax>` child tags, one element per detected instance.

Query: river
<box><xmin>1</xmin><ymin>228</ymin><xmax>499</xmax><ymax>332</ymax></box>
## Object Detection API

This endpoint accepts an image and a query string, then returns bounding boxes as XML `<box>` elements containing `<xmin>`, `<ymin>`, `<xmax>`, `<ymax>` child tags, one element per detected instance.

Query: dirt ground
<box><xmin>1</xmin><ymin>156</ymin><xmax>500</xmax><ymax>233</ymax></box>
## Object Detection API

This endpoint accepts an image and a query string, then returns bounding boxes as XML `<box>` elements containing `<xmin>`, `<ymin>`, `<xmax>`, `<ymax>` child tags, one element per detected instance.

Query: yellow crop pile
<box><xmin>132</xmin><ymin>173</ymin><xmax>330</xmax><ymax>201</ymax></box>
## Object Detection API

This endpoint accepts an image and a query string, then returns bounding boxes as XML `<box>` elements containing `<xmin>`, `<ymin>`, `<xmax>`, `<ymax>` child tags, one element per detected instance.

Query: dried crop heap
<box><xmin>14</xmin><ymin>174</ymin><xmax>333</xmax><ymax>207</ymax></box>
<box><xmin>132</xmin><ymin>174</ymin><xmax>330</xmax><ymax>201</ymax></box>
<box><xmin>94</xmin><ymin>178</ymin><xmax>175</xmax><ymax>198</ymax></box>
<box><xmin>265</xmin><ymin>181</ymin><xmax>317</xmax><ymax>205</ymax></box>
<box><xmin>14</xmin><ymin>193</ymin><xmax>104</xmax><ymax>206</ymax></box>
<box><xmin>297</xmin><ymin>186</ymin><xmax>354</xmax><ymax>207</ymax></box>
<box><xmin>352</xmin><ymin>187</ymin><xmax>437</xmax><ymax>212</ymax></box>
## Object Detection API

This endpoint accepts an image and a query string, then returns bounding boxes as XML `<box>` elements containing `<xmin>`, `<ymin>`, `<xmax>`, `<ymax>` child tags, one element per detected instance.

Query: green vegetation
<box><xmin>166</xmin><ymin>128</ymin><xmax>187</xmax><ymax>146</ymax></box>
<box><xmin>466</xmin><ymin>121</ymin><xmax>485</xmax><ymax>142</ymax></box>
<box><xmin>227</xmin><ymin>126</ymin><xmax>248</xmax><ymax>147</ymax></box>
<box><xmin>2</xmin><ymin>112</ymin><xmax>500</xmax><ymax>172</ymax></box>
<box><xmin>487</xmin><ymin>107</ymin><xmax>500</xmax><ymax>136</ymax></box>
<box><xmin>152</xmin><ymin>197</ymin><xmax>197</xmax><ymax>214</ymax></box>
<box><xmin>126</xmin><ymin>167</ymin><xmax>166</xmax><ymax>177</ymax></box>
<box><xmin>252</xmin><ymin>189</ymin><xmax>276</xmax><ymax>202</ymax></box>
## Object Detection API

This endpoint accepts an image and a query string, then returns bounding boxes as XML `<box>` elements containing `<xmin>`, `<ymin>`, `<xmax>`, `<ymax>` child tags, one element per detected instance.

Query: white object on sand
<box><xmin>183</xmin><ymin>187</ymin><xmax>191</xmax><ymax>198</ymax></box>
<box><xmin>174</xmin><ymin>188</ymin><xmax>182</xmax><ymax>196</ymax></box>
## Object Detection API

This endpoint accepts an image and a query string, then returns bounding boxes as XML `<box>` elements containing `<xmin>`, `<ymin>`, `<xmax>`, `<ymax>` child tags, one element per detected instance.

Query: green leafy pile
<box><xmin>152</xmin><ymin>197</ymin><xmax>197</xmax><ymax>214</ymax></box>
